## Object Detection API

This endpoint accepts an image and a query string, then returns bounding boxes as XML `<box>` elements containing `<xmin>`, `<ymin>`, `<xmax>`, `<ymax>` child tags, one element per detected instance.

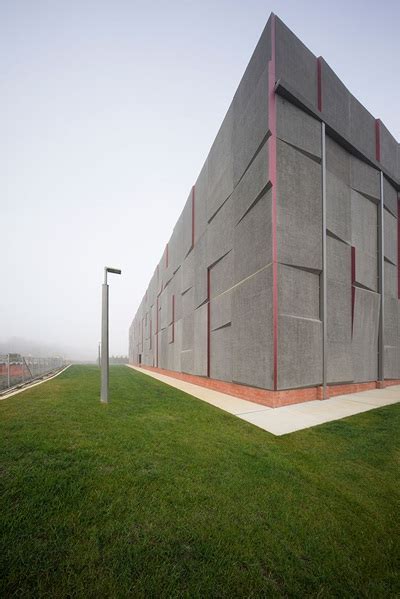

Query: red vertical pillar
<box><xmin>268</xmin><ymin>14</ymin><xmax>278</xmax><ymax>390</ymax></box>
<box><xmin>207</xmin><ymin>268</ymin><xmax>211</xmax><ymax>377</ymax></box>
<box><xmin>317</xmin><ymin>57</ymin><xmax>323</xmax><ymax>112</ymax></box>
<box><xmin>351</xmin><ymin>246</ymin><xmax>356</xmax><ymax>330</ymax></box>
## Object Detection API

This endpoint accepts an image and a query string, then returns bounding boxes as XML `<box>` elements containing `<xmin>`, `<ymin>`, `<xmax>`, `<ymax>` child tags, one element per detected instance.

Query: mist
<box><xmin>1</xmin><ymin>0</ymin><xmax>399</xmax><ymax>361</ymax></box>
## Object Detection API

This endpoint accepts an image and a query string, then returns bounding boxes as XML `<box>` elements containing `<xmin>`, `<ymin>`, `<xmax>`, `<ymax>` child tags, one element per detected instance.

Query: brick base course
<box><xmin>133</xmin><ymin>365</ymin><xmax>400</xmax><ymax>408</ymax></box>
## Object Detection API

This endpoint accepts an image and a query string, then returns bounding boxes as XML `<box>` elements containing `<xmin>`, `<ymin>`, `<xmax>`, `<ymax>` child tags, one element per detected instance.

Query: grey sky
<box><xmin>1</xmin><ymin>0</ymin><xmax>399</xmax><ymax>360</ymax></box>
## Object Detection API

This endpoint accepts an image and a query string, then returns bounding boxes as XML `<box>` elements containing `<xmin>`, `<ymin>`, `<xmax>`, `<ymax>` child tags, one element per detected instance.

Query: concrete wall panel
<box><xmin>277</xmin><ymin>95</ymin><xmax>321</xmax><ymax>159</ymax></box>
<box><xmin>181</xmin><ymin>287</ymin><xmax>194</xmax><ymax>318</ymax></box>
<box><xmin>194</xmin><ymin>233</ymin><xmax>208</xmax><ymax>308</ymax></box>
<box><xmin>233</xmin><ymin>17</ymin><xmax>272</xmax><ymax>115</ymax></box>
<box><xmin>350</xmin><ymin>156</ymin><xmax>380</xmax><ymax>200</ymax></box>
<box><xmin>380</xmin><ymin>121</ymin><xmax>398</xmax><ymax>178</ymax></box>
<box><xmin>326</xmin><ymin>237</ymin><xmax>353</xmax><ymax>383</ymax></box>
<box><xmin>169</xmin><ymin>219</ymin><xmax>183</xmax><ymax>275</ymax></box>
<box><xmin>232</xmin><ymin>141</ymin><xmax>269</xmax><ymax>226</ymax></box>
<box><xmin>355</xmin><ymin>250</ymin><xmax>377</xmax><ymax>293</ymax></box>
<box><xmin>320</xmin><ymin>59</ymin><xmax>351</xmax><ymax>139</ymax></box>
<box><xmin>210</xmin><ymin>251</ymin><xmax>233</xmax><ymax>298</ymax></box>
<box><xmin>275</xmin><ymin>17</ymin><xmax>317</xmax><ymax>108</ymax></box>
<box><xmin>181</xmin><ymin>251</ymin><xmax>194</xmax><ymax>295</ymax></box>
<box><xmin>327</xmin><ymin>342</ymin><xmax>353</xmax><ymax>384</ymax></box>
<box><xmin>173</xmin><ymin>319</ymin><xmax>182</xmax><ymax>372</ymax></box>
<box><xmin>181</xmin><ymin>349</ymin><xmax>194</xmax><ymax>374</ymax></box>
<box><xmin>326</xmin><ymin>135</ymin><xmax>351</xmax><ymax>183</ymax></box>
<box><xmin>171</xmin><ymin>268</ymin><xmax>183</xmax><ymax>322</ymax></box>
<box><xmin>207</xmin><ymin>195</ymin><xmax>234</xmax><ymax>268</ymax></box>
<box><xmin>278</xmin><ymin>264</ymin><xmax>320</xmax><ymax>320</ymax></box>
<box><xmin>232</xmin><ymin>266</ymin><xmax>273</xmax><ymax>389</ymax></box>
<box><xmin>207</xmin><ymin>107</ymin><xmax>234</xmax><ymax>221</ymax></box>
<box><xmin>278</xmin><ymin>315</ymin><xmax>322</xmax><ymax>389</ymax></box>
<box><xmin>384</xmin><ymin>346</ymin><xmax>399</xmax><ymax>380</ymax></box>
<box><xmin>327</xmin><ymin>234</ymin><xmax>351</xmax><ymax>284</ymax></box>
<box><xmin>352</xmin><ymin>288</ymin><xmax>380</xmax><ymax>382</ymax></box>
<box><xmin>385</xmin><ymin>260</ymin><xmax>397</xmax><ymax>299</ymax></box>
<box><xmin>349</xmin><ymin>95</ymin><xmax>375</xmax><ymax>162</ymax></box>
<box><xmin>383</xmin><ymin>177</ymin><xmax>398</xmax><ymax>217</ymax></box>
<box><xmin>182</xmin><ymin>192</ymin><xmax>194</xmax><ymax>258</ymax></box>
<box><xmin>277</xmin><ymin>139</ymin><xmax>322</xmax><ymax>271</ymax></box>
<box><xmin>384</xmin><ymin>297</ymin><xmax>398</xmax><ymax>347</ymax></box>
<box><xmin>160</xmin><ymin>328</ymin><xmax>168</xmax><ymax>369</ymax></box>
<box><xmin>234</xmin><ymin>189</ymin><xmax>272</xmax><ymax>285</ymax></box>
<box><xmin>160</xmin><ymin>289</ymin><xmax>168</xmax><ymax>330</ymax></box>
<box><xmin>194</xmin><ymin>161</ymin><xmax>208</xmax><ymax>244</ymax></box>
<box><xmin>326</xmin><ymin>170</ymin><xmax>351</xmax><ymax>243</ymax></box>
<box><xmin>194</xmin><ymin>304</ymin><xmax>208</xmax><ymax>376</ymax></box>
<box><xmin>211</xmin><ymin>290</ymin><xmax>232</xmax><ymax>332</ymax></box>
<box><xmin>210</xmin><ymin>325</ymin><xmax>232</xmax><ymax>382</ymax></box>
<box><xmin>232</xmin><ymin>65</ymin><xmax>269</xmax><ymax>186</ymax></box>
<box><xmin>182</xmin><ymin>312</ymin><xmax>194</xmax><ymax>352</ymax></box>
<box><xmin>384</xmin><ymin>208</ymin><xmax>398</xmax><ymax>265</ymax></box>
<box><xmin>351</xmin><ymin>189</ymin><xmax>378</xmax><ymax>291</ymax></box>
<box><xmin>326</xmin><ymin>136</ymin><xmax>351</xmax><ymax>243</ymax></box>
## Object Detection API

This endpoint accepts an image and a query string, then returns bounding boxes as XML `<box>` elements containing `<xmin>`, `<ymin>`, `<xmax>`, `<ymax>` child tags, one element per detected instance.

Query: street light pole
<box><xmin>101</xmin><ymin>266</ymin><xmax>122</xmax><ymax>403</ymax></box>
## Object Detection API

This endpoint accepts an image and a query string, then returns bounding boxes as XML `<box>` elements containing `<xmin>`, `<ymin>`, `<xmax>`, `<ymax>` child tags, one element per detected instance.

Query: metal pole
<box><xmin>101</xmin><ymin>280</ymin><xmax>109</xmax><ymax>403</ymax></box>
<box><xmin>7</xmin><ymin>353</ymin><xmax>10</xmax><ymax>388</ymax></box>
<box><xmin>98</xmin><ymin>342</ymin><xmax>101</xmax><ymax>368</ymax></box>
<box><xmin>321</xmin><ymin>122</ymin><xmax>327</xmax><ymax>399</ymax></box>
<box><xmin>100</xmin><ymin>266</ymin><xmax>121</xmax><ymax>403</ymax></box>
<box><xmin>378</xmin><ymin>171</ymin><xmax>385</xmax><ymax>382</ymax></box>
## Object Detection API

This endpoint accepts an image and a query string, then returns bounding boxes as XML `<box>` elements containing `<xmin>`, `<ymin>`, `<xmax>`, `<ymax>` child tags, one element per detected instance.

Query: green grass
<box><xmin>0</xmin><ymin>365</ymin><xmax>399</xmax><ymax>598</ymax></box>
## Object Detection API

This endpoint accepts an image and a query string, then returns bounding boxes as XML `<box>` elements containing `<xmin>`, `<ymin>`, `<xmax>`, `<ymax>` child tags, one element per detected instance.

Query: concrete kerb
<box><xmin>0</xmin><ymin>364</ymin><xmax>72</xmax><ymax>401</ymax></box>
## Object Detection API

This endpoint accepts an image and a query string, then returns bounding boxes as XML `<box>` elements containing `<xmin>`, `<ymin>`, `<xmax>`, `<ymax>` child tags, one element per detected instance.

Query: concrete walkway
<box><xmin>126</xmin><ymin>365</ymin><xmax>400</xmax><ymax>436</ymax></box>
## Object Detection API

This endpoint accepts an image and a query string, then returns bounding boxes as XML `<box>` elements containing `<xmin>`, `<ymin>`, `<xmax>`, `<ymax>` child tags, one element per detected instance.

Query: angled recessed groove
<box><xmin>181</xmin><ymin>286</ymin><xmax>192</xmax><ymax>297</ymax></box>
<box><xmin>280</xmin><ymin>314</ymin><xmax>322</xmax><ymax>324</ymax></box>
<box><xmin>195</xmin><ymin>298</ymin><xmax>208</xmax><ymax>309</ymax></box>
<box><xmin>211</xmin><ymin>322</ymin><xmax>231</xmax><ymax>333</ymax></box>
<box><xmin>384</xmin><ymin>256</ymin><xmax>397</xmax><ymax>267</ymax></box>
<box><xmin>208</xmin><ymin>249</ymin><xmax>232</xmax><ymax>271</ymax></box>
<box><xmin>350</xmin><ymin>187</ymin><xmax>379</xmax><ymax>205</ymax></box>
<box><xmin>326</xmin><ymin>229</ymin><xmax>351</xmax><ymax>245</ymax></box>
<box><xmin>207</xmin><ymin>192</ymin><xmax>233</xmax><ymax>224</ymax></box>
<box><xmin>279</xmin><ymin>262</ymin><xmax>322</xmax><ymax>275</ymax></box>
<box><xmin>235</xmin><ymin>130</ymin><xmax>271</xmax><ymax>188</ymax></box>
<box><xmin>353</xmin><ymin>281</ymin><xmax>379</xmax><ymax>294</ymax></box>
<box><xmin>279</xmin><ymin>138</ymin><xmax>322</xmax><ymax>165</ymax></box>
<box><xmin>184</xmin><ymin>245</ymin><xmax>194</xmax><ymax>259</ymax></box>
<box><xmin>383</xmin><ymin>201</ymin><xmax>398</xmax><ymax>219</ymax></box>
<box><xmin>236</xmin><ymin>181</ymin><xmax>272</xmax><ymax>226</ymax></box>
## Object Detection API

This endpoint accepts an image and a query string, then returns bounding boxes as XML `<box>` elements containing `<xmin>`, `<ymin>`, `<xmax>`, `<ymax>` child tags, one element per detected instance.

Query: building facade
<box><xmin>129</xmin><ymin>14</ymin><xmax>400</xmax><ymax>406</ymax></box>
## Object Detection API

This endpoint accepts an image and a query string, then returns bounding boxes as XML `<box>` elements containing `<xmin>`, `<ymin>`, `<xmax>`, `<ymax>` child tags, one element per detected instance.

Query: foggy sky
<box><xmin>1</xmin><ymin>0</ymin><xmax>399</xmax><ymax>360</ymax></box>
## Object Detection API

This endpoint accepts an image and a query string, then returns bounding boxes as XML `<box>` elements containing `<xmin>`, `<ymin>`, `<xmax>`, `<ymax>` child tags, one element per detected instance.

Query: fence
<box><xmin>0</xmin><ymin>354</ymin><xmax>66</xmax><ymax>392</ymax></box>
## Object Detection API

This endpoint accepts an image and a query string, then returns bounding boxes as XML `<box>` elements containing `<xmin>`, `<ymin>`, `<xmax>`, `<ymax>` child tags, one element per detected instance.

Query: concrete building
<box><xmin>129</xmin><ymin>14</ymin><xmax>400</xmax><ymax>406</ymax></box>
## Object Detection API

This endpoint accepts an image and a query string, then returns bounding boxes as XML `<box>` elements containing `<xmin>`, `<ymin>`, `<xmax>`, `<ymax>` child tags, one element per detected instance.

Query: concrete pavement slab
<box><xmin>126</xmin><ymin>366</ymin><xmax>400</xmax><ymax>436</ymax></box>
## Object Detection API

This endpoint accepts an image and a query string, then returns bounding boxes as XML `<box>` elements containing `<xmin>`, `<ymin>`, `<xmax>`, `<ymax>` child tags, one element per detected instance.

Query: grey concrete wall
<box><xmin>129</xmin><ymin>12</ymin><xmax>400</xmax><ymax>391</ymax></box>
<box><xmin>129</xmin><ymin>15</ymin><xmax>274</xmax><ymax>387</ymax></box>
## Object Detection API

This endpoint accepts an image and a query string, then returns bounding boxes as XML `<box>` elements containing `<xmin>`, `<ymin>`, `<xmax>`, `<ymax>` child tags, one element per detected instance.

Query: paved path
<box><xmin>126</xmin><ymin>365</ymin><xmax>400</xmax><ymax>436</ymax></box>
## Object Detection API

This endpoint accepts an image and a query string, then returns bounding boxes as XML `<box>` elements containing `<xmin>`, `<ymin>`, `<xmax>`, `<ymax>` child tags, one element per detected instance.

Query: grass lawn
<box><xmin>0</xmin><ymin>365</ymin><xmax>399</xmax><ymax>597</ymax></box>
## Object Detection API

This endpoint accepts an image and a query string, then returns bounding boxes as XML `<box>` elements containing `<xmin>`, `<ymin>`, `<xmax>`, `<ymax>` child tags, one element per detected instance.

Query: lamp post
<box><xmin>101</xmin><ymin>266</ymin><xmax>121</xmax><ymax>403</ymax></box>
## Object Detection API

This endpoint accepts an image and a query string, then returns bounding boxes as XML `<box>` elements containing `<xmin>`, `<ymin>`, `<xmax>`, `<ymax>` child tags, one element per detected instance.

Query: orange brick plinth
<box><xmin>132</xmin><ymin>365</ymin><xmax>400</xmax><ymax>408</ymax></box>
